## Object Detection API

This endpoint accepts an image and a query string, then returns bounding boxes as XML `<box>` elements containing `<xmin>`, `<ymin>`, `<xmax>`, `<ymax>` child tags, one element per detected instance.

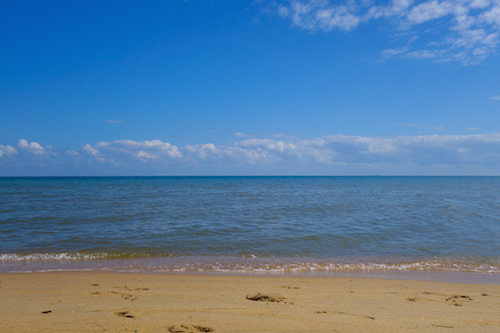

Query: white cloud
<box><xmin>18</xmin><ymin>139</ymin><xmax>47</xmax><ymax>156</ymax></box>
<box><xmin>176</xmin><ymin>133</ymin><xmax>500</xmax><ymax>169</ymax></box>
<box><xmin>381</xmin><ymin>47</ymin><xmax>409</xmax><ymax>57</ymax></box>
<box><xmin>85</xmin><ymin>139</ymin><xmax>182</xmax><ymax>162</ymax></box>
<box><xmin>237</xmin><ymin>138</ymin><xmax>297</xmax><ymax>153</ymax></box>
<box><xmin>83</xmin><ymin>144</ymin><xmax>100</xmax><ymax>157</ymax></box>
<box><xmin>0</xmin><ymin>145</ymin><xmax>17</xmax><ymax>158</ymax></box>
<box><xmin>482</xmin><ymin>4</ymin><xmax>500</xmax><ymax>26</ymax></box>
<box><xmin>185</xmin><ymin>143</ymin><xmax>220</xmax><ymax>160</ymax></box>
<box><xmin>3</xmin><ymin>133</ymin><xmax>500</xmax><ymax>174</ymax></box>
<box><xmin>490</xmin><ymin>95</ymin><xmax>500</xmax><ymax>100</ymax></box>
<box><xmin>273</xmin><ymin>0</ymin><xmax>500</xmax><ymax>64</ymax></box>
<box><xmin>366</xmin><ymin>0</ymin><xmax>415</xmax><ymax>18</ymax></box>
<box><xmin>181</xmin><ymin>133</ymin><xmax>500</xmax><ymax>168</ymax></box>
<box><xmin>471</xmin><ymin>0</ymin><xmax>491</xmax><ymax>9</ymax></box>
<box><xmin>314</xmin><ymin>7</ymin><xmax>360</xmax><ymax>31</ymax></box>
<box><xmin>406</xmin><ymin>49</ymin><xmax>439</xmax><ymax>59</ymax></box>
<box><xmin>186</xmin><ymin>139</ymin><xmax>301</xmax><ymax>164</ymax></box>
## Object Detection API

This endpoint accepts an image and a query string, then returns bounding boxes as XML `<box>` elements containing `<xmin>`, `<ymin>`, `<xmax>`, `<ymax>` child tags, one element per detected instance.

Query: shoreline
<box><xmin>1</xmin><ymin>271</ymin><xmax>499</xmax><ymax>332</ymax></box>
<box><xmin>2</xmin><ymin>255</ymin><xmax>500</xmax><ymax>285</ymax></box>
<box><xmin>3</xmin><ymin>268</ymin><xmax>500</xmax><ymax>285</ymax></box>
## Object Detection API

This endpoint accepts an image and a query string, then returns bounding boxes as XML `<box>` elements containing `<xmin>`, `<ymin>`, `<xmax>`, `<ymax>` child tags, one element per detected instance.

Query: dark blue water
<box><xmin>1</xmin><ymin>176</ymin><xmax>499</xmax><ymax>274</ymax></box>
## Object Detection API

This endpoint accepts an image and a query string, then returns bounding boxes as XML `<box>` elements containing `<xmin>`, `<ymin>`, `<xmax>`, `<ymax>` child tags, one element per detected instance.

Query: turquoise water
<box><xmin>0</xmin><ymin>176</ymin><xmax>499</xmax><ymax>275</ymax></box>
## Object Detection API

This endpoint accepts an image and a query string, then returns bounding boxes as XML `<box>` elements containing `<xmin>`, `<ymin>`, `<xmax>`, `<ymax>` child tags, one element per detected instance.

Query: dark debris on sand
<box><xmin>168</xmin><ymin>324</ymin><xmax>214</xmax><ymax>333</ymax></box>
<box><xmin>246</xmin><ymin>292</ymin><xmax>286</xmax><ymax>302</ymax></box>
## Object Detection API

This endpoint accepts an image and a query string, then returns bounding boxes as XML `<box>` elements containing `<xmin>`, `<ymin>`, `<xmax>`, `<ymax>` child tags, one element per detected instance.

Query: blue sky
<box><xmin>1</xmin><ymin>0</ymin><xmax>500</xmax><ymax>175</ymax></box>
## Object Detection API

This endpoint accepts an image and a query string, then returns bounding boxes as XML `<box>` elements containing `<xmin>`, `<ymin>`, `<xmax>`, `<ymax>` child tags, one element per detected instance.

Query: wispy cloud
<box><xmin>406</xmin><ymin>0</ymin><xmax>455</xmax><ymax>24</ymax></box>
<box><xmin>490</xmin><ymin>95</ymin><xmax>500</xmax><ymax>100</ymax></box>
<box><xmin>396</xmin><ymin>122</ymin><xmax>444</xmax><ymax>130</ymax></box>
<box><xmin>274</xmin><ymin>0</ymin><xmax>500</xmax><ymax>64</ymax></box>
<box><xmin>65</xmin><ymin>150</ymin><xmax>80</xmax><ymax>157</ymax></box>
<box><xmin>277</xmin><ymin>1</ymin><xmax>361</xmax><ymax>31</ymax></box>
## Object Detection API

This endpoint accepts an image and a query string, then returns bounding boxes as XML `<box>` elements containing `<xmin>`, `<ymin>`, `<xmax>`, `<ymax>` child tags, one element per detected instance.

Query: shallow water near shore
<box><xmin>2</xmin><ymin>256</ymin><xmax>500</xmax><ymax>284</ymax></box>
<box><xmin>1</xmin><ymin>176</ymin><xmax>499</xmax><ymax>281</ymax></box>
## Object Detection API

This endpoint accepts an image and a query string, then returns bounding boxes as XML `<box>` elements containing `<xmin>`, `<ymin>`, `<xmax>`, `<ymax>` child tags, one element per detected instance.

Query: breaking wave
<box><xmin>1</xmin><ymin>253</ymin><xmax>499</xmax><ymax>274</ymax></box>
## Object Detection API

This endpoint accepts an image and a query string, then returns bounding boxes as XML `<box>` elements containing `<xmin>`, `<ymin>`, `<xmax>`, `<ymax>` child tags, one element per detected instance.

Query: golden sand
<box><xmin>1</xmin><ymin>272</ymin><xmax>499</xmax><ymax>332</ymax></box>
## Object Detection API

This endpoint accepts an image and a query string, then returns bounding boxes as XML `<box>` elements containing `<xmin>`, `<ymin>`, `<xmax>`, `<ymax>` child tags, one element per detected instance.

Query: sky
<box><xmin>1</xmin><ymin>0</ymin><xmax>500</xmax><ymax>176</ymax></box>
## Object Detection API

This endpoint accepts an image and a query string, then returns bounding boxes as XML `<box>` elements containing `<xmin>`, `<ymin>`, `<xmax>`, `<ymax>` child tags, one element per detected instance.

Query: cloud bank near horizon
<box><xmin>272</xmin><ymin>0</ymin><xmax>500</xmax><ymax>64</ymax></box>
<box><xmin>1</xmin><ymin>133</ymin><xmax>500</xmax><ymax>175</ymax></box>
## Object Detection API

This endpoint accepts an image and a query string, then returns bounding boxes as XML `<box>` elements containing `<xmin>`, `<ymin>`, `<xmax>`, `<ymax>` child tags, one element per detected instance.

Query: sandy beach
<box><xmin>0</xmin><ymin>272</ymin><xmax>499</xmax><ymax>332</ymax></box>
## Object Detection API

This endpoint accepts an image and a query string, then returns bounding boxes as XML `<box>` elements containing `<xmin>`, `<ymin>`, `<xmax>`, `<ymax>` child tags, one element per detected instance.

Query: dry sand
<box><xmin>0</xmin><ymin>272</ymin><xmax>499</xmax><ymax>332</ymax></box>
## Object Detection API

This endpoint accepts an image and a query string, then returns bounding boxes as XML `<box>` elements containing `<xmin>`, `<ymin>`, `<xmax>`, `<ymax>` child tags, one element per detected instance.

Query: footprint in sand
<box><xmin>407</xmin><ymin>292</ymin><xmax>473</xmax><ymax>307</ymax></box>
<box><xmin>115</xmin><ymin>311</ymin><xmax>135</xmax><ymax>319</ymax></box>
<box><xmin>91</xmin><ymin>285</ymin><xmax>147</xmax><ymax>301</ymax></box>
<box><xmin>91</xmin><ymin>290</ymin><xmax>138</xmax><ymax>301</ymax></box>
<box><xmin>112</xmin><ymin>285</ymin><xmax>133</xmax><ymax>292</ymax></box>
<box><xmin>445</xmin><ymin>295</ymin><xmax>472</xmax><ymax>307</ymax></box>
<box><xmin>168</xmin><ymin>324</ymin><xmax>214</xmax><ymax>333</ymax></box>
<box><xmin>432</xmin><ymin>324</ymin><xmax>454</xmax><ymax>328</ymax></box>
<box><xmin>117</xmin><ymin>292</ymin><xmax>137</xmax><ymax>301</ymax></box>
<box><xmin>334</xmin><ymin>310</ymin><xmax>375</xmax><ymax>320</ymax></box>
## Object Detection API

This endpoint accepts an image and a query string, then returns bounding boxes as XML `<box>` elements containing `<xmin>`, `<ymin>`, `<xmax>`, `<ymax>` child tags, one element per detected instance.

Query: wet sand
<box><xmin>1</xmin><ymin>272</ymin><xmax>499</xmax><ymax>332</ymax></box>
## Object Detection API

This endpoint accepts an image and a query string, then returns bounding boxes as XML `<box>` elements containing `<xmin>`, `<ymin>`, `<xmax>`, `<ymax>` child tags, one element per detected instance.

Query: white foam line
<box><xmin>0</xmin><ymin>253</ymin><xmax>109</xmax><ymax>261</ymax></box>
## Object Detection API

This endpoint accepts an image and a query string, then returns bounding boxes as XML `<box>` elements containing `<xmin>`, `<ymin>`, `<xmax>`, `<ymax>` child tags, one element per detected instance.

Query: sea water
<box><xmin>1</xmin><ymin>176</ymin><xmax>499</xmax><ymax>281</ymax></box>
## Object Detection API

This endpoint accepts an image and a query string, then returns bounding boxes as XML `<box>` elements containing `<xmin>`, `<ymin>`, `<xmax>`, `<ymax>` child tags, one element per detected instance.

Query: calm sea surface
<box><xmin>1</xmin><ymin>177</ymin><xmax>499</xmax><ymax>278</ymax></box>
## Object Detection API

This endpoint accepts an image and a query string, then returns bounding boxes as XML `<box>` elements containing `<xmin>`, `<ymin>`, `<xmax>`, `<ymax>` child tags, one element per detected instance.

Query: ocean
<box><xmin>1</xmin><ymin>176</ymin><xmax>499</xmax><ymax>281</ymax></box>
